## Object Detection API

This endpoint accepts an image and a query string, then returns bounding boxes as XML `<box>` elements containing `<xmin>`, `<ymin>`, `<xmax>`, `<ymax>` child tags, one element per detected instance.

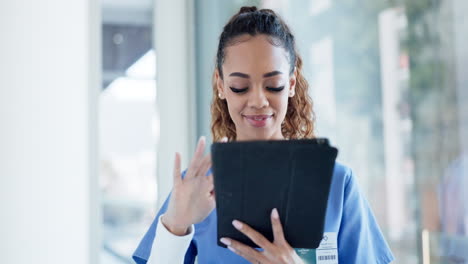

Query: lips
<box><xmin>243</xmin><ymin>114</ymin><xmax>273</xmax><ymax>127</ymax></box>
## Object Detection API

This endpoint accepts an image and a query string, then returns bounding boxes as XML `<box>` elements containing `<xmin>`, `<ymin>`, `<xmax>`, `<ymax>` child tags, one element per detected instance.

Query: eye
<box><xmin>230</xmin><ymin>87</ymin><xmax>248</xmax><ymax>93</ymax></box>
<box><xmin>266</xmin><ymin>86</ymin><xmax>285</xmax><ymax>92</ymax></box>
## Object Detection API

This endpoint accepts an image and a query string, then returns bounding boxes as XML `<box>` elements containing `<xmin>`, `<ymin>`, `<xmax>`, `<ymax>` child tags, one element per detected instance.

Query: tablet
<box><xmin>211</xmin><ymin>138</ymin><xmax>338</xmax><ymax>249</ymax></box>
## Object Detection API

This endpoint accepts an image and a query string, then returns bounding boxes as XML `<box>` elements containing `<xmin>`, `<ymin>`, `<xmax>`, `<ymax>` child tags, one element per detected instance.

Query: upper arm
<box><xmin>338</xmin><ymin>170</ymin><xmax>394</xmax><ymax>264</ymax></box>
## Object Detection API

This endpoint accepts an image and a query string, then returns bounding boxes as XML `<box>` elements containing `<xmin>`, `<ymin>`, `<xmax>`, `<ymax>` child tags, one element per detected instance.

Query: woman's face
<box><xmin>216</xmin><ymin>34</ymin><xmax>296</xmax><ymax>141</ymax></box>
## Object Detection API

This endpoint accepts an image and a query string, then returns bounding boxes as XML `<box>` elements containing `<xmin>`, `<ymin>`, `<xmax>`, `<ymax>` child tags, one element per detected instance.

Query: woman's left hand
<box><xmin>220</xmin><ymin>208</ymin><xmax>304</xmax><ymax>264</ymax></box>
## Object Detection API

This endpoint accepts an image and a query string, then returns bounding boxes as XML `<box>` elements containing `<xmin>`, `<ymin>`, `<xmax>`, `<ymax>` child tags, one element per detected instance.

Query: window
<box><xmin>100</xmin><ymin>0</ymin><xmax>157</xmax><ymax>262</ymax></box>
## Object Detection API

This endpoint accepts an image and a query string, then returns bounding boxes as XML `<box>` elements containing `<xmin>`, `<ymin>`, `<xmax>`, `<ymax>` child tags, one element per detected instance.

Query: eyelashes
<box><xmin>267</xmin><ymin>86</ymin><xmax>285</xmax><ymax>92</ymax></box>
<box><xmin>230</xmin><ymin>87</ymin><xmax>248</xmax><ymax>93</ymax></box>
<box><xmin>229</xmin><ymin>86</ymin><xmax>285</xmax><ymax>93</ymax></box>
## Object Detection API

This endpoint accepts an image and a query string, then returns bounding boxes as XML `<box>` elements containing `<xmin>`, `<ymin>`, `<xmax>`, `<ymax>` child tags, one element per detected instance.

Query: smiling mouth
<box><xmin>242</xmin><ymin>114</ymin><xmax>273</xmax><ymax>127</ymax></box>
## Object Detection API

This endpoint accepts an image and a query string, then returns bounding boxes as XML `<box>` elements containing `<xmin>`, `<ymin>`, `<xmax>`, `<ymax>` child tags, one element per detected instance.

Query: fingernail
<box><xmin>272</xmin><ymin>208</ymin><xmax>279</xmax><ymax>219</ymax></box>
<box><xmin>220</xmin><ymin>237</ymin><xmax>231</xmax><ymax>246</ymax></box>
<box><xmin>228</xmin><ymin>246</ymin><xmax>236</xmax><ymax>252</ymax></box>
<box><xmin>232</xmin><ymin>220</ymin><xmax>243</xmax><ymax>230</ymax></box>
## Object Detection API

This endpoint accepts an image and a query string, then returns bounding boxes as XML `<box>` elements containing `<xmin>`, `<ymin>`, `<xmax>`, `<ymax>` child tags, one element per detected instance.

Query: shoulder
<box><xmin>329</xmin><ymin>162</ymin><xmax>366</xmax><ymax>209</ymax></box>
<box><xmin>331</xmin><ymin>162</ymin><xmax>355</xmax><ymax>190</ymax></box>
<box><xmin>325</xmin><ymin>162</ymin><xmax>358</xmax><ymax>215</ymax></box>
<box><xmin>332</xmin><ymin>164</ymin><xmax>395</xmax><ymax>263</ymax></box>
<box><xmin>332</xmin><ymin>162</ymin><xmax>352</xmax><ymax>178</ymax></box>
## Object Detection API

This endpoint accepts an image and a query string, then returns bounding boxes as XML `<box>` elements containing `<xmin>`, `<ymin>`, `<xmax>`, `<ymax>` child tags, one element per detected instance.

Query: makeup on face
<box><xmin>219</xmin><ymin>34</ymin><xmax>294</xmax><ymax>141</ymax></box>
<box><xmin>242</xmin><ymin>114</ymin><xmax>273</xmax><ymax>127</ymax></box>
<box><xmin>227</xmin><ymin>71</ymin><xmax>287</xmax><ymax>94</ymax></box>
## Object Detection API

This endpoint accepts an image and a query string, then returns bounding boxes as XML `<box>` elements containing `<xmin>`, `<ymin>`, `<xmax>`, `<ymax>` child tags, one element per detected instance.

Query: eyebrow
<box><xmin>228</xmin><ymin>71</ymin><xmax>284</xmax><ymax>78</ymax></box>
<box><xmin>263</xmin><ymin>71</ymin><xmax>283</xmax><ymax>78</ymax></box>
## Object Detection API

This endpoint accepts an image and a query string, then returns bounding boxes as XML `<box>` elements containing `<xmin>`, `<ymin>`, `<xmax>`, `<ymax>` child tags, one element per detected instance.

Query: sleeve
<box><xmin>132</xmin><ymin>171</ymin><xmax>198</xmax><ymax>264</ymax></box>
<box><xmin>147</xmin><ymin>215</ymin><xmax>195</xmax><ymax>264</ymax></box>
<box><xmin>338</xmin><ymin>169</ymin><xmax>395</xmax><ymax>264</ymax></box>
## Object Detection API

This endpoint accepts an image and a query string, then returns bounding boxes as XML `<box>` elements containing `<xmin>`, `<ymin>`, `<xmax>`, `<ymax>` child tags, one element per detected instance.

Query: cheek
<box><xmin>225</xmin><ymin>98</ymin><xmax>244</xmax><ymax>121</ymax></box>
<box><xmin>272</xmin><ymin>95</ymin><xmax>290</xmax><ymax>115</ymax></box>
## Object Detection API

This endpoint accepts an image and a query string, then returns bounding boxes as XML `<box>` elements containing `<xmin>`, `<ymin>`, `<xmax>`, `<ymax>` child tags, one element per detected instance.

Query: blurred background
<box><xmin>1</xmin><ymin>0</ymin><xmax>467</xmax><ymax>263</ymax></box>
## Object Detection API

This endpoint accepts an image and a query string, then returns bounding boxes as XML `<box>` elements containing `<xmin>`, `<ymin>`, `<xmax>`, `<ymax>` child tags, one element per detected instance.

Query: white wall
<box><xmin>0</xmin><ymin>0</ymin><xmax>100</xmax><ymax>263</ymax></box>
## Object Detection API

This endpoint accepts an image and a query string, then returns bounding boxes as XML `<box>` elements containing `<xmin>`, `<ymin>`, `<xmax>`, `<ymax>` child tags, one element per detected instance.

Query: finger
<box><xmin>232</xmin><ymin>220</ymin><xmax>274</xmax><ymax>252</ymax></box>
<box><xmin>198</xmin><ymin>153</ymin><xmax>212</xmax><ymax>177</ymax></box>
<box><xmin>220</xmin><ymin>238</ymin><xmax>264</xmax><ymax>263</ymax></box>
<box><xmin>190</xmin><ymin>136</ymin><xmax>206</xmax><ymax>171</ymax></box>
<box><xmin>207</xmin><ymin>174</ymin><xmax>215</xmax><ymax>197</ymax></box>
<box><xmin>203</xmin><ymin>168</ymin><xmax>214</xmax><ymax>187</ymax></box>
<box><xmin>271</xmin><ymin>208</ymin><xmax>286</xmax><ymax>244</ymax></box>
<box><xmin>203</xmin><ymin>173</ymin><xmax>214</xmax><ymax>198</ymax></box>
<box><xmin>186</xmin><ymin>136</ymin><xmax>206</xmax><ymax>179</ymax></box>
<box><xmin>199</xmin><ymin>162</ymin><xmax>214</xmax><ymax>197</ymax></box>
<box><xmin>172</xmin><ymin>152</ymin><xmax>182</xmax><ymax>185</ymax></box>
<box><xmin>206</xmin><ymin>172</ymin><xmax>214</xmax><ymax>185</ymax></box>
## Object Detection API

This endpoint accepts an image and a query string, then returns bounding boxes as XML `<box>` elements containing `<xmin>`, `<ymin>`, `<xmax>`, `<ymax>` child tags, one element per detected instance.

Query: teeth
<box><xmin>246</xmin><ymin>115</ymin><xmax>271</xmax><ymax>121</ymax></box>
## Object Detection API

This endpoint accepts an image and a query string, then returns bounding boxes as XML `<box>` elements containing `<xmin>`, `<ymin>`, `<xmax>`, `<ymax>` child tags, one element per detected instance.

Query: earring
<box><xmin>218</xmin><ymin>93</ymin><xmax>223</xmax><ymax>99</ymax></box>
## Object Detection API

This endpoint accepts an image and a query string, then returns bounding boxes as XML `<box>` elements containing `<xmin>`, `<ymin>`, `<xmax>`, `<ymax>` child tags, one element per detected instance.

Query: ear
<box><xmin>215</xmin><ymin>69</ymin><xmax>225</xmax><ymax>100</ymax></box>
<box><xmin>288</xmin><ymin>67</ymin><xmax>297</xmax><ymax>98</ymax></box>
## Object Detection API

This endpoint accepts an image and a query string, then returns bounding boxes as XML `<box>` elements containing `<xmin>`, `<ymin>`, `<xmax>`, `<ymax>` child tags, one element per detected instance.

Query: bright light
<box><xmin>126</xmin><ymin>49</ymin><xmax>156</xmax><ymax>79</ymax></box>
<box><xmin>106</xmin><ymin>77</ymin><xmax>156</xmax><ymax>102</ymax></box>
<box><xmin>105</xmin><ymin>49</ymin><xmax>157</xmax><ymax>102</ymax></box>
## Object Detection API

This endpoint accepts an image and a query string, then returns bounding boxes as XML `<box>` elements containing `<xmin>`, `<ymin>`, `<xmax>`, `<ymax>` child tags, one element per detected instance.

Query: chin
<box><xmin>245</xmin><ymin>130</ymin><xmax>276</xmax><ymax>141</ymax></box>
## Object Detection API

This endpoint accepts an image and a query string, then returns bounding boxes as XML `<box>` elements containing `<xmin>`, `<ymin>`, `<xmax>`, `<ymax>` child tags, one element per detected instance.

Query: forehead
<box><xmin>222</xmin><ymin>35</ymin><xmax>291</xmax><ymax>76</ymax></box>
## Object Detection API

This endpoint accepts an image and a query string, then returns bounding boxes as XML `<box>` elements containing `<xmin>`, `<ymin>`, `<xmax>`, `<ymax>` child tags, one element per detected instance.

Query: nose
<box><xmin>247</xmin><ymin>86</ymin><xmax>269</xmax><ymax>109</ymax></box>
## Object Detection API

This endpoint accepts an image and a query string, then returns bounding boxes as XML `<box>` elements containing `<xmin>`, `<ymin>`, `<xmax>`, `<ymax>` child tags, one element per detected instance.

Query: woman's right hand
<box><xmin>161</xmin><ymin>136</ymin><xmax>221</xmax><ymax>236</ymax></box>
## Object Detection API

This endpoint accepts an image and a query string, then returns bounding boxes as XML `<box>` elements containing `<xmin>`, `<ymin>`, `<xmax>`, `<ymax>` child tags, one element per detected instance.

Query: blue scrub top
<box><xmin>133</xmin><ymin>163</ymin><xmax>394</xmax><ymax>264</ymax></box>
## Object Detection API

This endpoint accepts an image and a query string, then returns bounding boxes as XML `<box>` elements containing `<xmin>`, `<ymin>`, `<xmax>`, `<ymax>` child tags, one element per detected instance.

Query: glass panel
<box><xmin>193</xmin><ymin>0</ymin><xmax>468</xmax><ymax>261</ymax></box>
<box><xmin>257</xmin><ymin>0</ymin><xmax>468</xmax><ymax>262</ymax></box>
<box><xmin>100</xmin><ymin>0</ymin><xmax>157</xmax><ymax>263</ymax></box>
<box><xmin>423</xmin><ymin>230</ymin><xmax>468</xmax><ymax>263</ymax></box>
<box><xmin>194</xmin><ymin>0</ymin><xmax>263</xmax><ymax>141</ymax></box>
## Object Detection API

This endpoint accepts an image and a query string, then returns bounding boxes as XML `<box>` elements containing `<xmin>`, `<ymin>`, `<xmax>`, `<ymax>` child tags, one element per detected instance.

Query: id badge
<box><xmin>294</xmin><ymin>232</ymin><xmax>338</xmax><ymax>264</ymax></box>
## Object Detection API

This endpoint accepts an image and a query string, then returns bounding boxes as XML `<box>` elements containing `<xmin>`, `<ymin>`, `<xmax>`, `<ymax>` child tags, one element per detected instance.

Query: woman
<box><xmin>133</xmin><ymin>6</ymin><xmax>394</xmax><ymax>264</ymax></box>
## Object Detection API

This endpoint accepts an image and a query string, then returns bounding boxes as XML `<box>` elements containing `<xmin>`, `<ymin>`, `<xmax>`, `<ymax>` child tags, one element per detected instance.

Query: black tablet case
<box><xmin>211</xmin><ymin>139</ymin><xmax>338</xmax><ymax>249</ymax></box>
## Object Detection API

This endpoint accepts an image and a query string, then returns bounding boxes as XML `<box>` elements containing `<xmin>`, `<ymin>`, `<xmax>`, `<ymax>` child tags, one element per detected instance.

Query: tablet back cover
<box><xmin>211</xmin><ymin>139</ymin><xmax>338</xmax><ymax>249</ymax></box>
